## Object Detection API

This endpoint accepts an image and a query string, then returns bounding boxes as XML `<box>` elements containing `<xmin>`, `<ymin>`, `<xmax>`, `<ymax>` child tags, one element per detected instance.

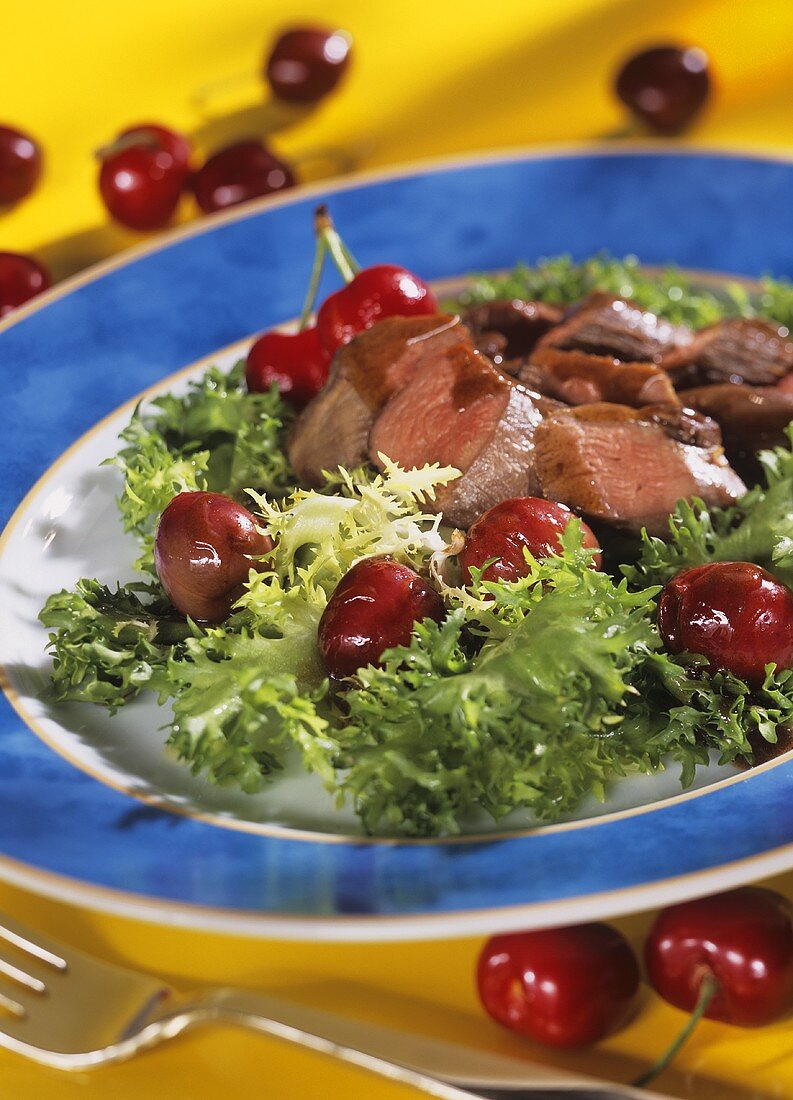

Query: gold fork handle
<box><xmin>189</xmin><ymin>989</ymin><xmax>653</xmax><ymax>1098</ymax></box>
<box><xmin>179</xmin><ymin>989</ymin><xmax>484</xmax><ymax>1100</ymax></box>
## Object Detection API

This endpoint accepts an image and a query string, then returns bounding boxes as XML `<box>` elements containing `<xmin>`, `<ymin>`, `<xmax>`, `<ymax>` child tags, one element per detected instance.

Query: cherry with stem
<box><xmin>633</xmin><ymin>973</ymin><xmax>718</xmax><ymax>1088</ymax></box>
<box><xmin>636</xmin><ymin>887</ymin><xmax>793</xmax><ymax>1087</ymax></box>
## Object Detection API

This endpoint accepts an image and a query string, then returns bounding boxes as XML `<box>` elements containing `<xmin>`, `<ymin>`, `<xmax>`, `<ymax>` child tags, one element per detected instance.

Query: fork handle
<box><xmin>187</xmin><ymin>988</ymin><xmax>484</xmax><ymax>1100</ymax></box>
<box><xmin>193</xmin><ymin>988</ymin><xmax>654</xmax><ymax>1098</ymax></box>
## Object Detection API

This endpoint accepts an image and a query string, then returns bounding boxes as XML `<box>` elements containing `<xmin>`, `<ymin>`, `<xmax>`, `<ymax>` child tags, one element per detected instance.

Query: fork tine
<box><xmin>0</xmin><ymin>955</ymin><xmax>47</xmax><ymax>994</ymax></box>
<box><xmin>0</xmin><ymin>913</ymin><xmax>68</xmax><ymax>972</ymax></box>
<box><xmin>0</xmin><ymin>989</ymin><xmax>25</xmax><ymax>1018</ymax></box>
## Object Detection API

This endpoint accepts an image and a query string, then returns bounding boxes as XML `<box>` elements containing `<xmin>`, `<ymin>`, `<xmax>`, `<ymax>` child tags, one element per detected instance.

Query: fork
<box><xmin>0</xmin><ymin>911</ymin><xmax>669</xmax><ymax>1099</ymax></box>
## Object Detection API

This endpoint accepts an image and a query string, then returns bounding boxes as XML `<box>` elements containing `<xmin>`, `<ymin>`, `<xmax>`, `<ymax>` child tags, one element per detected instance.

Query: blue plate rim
<box><xmin>3</xmin><ymin>143</ymin><xmax>793</xmax><ymax>938</ymax></box>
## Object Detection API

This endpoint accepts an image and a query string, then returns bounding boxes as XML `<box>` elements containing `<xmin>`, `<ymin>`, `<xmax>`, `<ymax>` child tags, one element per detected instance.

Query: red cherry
<box><xmin>116</xmin><ymin>123</ymin><xmax>193</xmax><ymax>171</ymax></box>
<box><xmin>459</xmin><ymin>497</ymin><xmax>602</xmax><ymax>583</ymax></box>
<box><xmin>0</xmin><ymin>252</ymin><xmax>51</xmax><ymax>318</ymax></box>
<box><xmin>615</xmin><ymin>45</ymin><xmax>711</xmax><ymax>134</ymax></box>
<box><xmin>0</xmin><ymin>125</ymin><xmax>42</xmax><ymax>204</ymax></box>
<box><xmin>317</xmin><ymin>556</ymin><xmax>445</xmax><ymax>678</ymax></box>
<box><xmin>316</xmin><ymin>264</ymin><xmax>438</xmax><ymax>355</ymax></box>
<box><xmin>154</xmin><ymin>492</ymin><xmax>273</xmax><ymax>623</ymax></box>
<box><xmin>98</xmin><ymin>124</ymin><xmax>191</xmax><ymax>230</ymax></box>
<box><xmin>645</xmin><ymin>887</ymin><xmax>793</xmax><ymax>1027</ymax></box>
<box><xmin>658</xmin><ymin>561</ymin><xmax>793</xmax><ymax>684</ymax></box>
<box><xmin>192</xmin><ymin>140</ymin><xmax>295</xmax><ymax>215</ymax></box>
<box><xmin>266</xmin><ymin>26</ymin><xmax>352</xmax><ymax>104</ymax></box>
<box><xmin>245</xmin><ymin>327</ymin><xmax>330</xmax><ymax>409</ymax></box>
<box><xmin>477</xmin><ymin>925</ymin><xmax>640</xmax><ymax>1048</ymax></box>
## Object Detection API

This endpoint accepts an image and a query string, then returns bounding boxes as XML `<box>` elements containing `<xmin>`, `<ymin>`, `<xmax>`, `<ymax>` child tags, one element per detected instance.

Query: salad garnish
<box><xmin>39</xmin><ymin>243</ymin><xmax>793</xmax><ymax>836</ymax></box>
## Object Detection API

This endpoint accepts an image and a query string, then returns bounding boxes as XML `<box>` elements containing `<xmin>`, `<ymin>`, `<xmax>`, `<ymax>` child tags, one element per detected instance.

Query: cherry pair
<box><xmin>479</xmin><ymin>886</ymin><xmax>793</xmax><ymax>1083</ymax></box>
<box><xmin>245</xmin><ymin>206</ymin><xmax>437</xmax><ymax>410</ymax></box>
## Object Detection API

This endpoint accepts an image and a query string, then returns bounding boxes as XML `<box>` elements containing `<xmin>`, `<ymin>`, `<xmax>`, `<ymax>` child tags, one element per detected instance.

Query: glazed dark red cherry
<box><xmin>0</xmin><ymin>252</ymin><xmax>51</xmax><ymax>318</ymax></box>
<box><xmin>318</xmin><ymin>556</ymin><xmax>445</xmax><ymax>678</ymax></box>
<box><xmin>477</xmin><ymin>924</ymin><xmax>640</xmax><ymax>1048</ymax></box>
<box><xmin>615</xmin><ymin>45</ymin><xmax>710</xmax><ymax>134</ymax></box>
<box><xmin>266</xmin><ymin>26</ymin><xmax>352</xmax><ymax>104</ymax></box>
<box><xmin>154</xmin><ymin>492</ymin><xmax>273</xmax><ymax>623</ymax></box>
<box><xmin>460</xmin><ymin>497</ymin><xmax>602</xmax><ymax>583</ymax></box>
<box><xmin>98</xmin><ymin>124</ymin><xmax>192</xmax><ymax>230</ymax></box>
<box><xmin>645</xmin><ymin>887</ymin><xmax>793</xmax><ymax>1027</ymax></box>
<box><xmin>658</xmin><ymin>561</ymin><xmax>793</xmax><ymax>684</ymax></box>
<box><xmin>317</xmin><ymin>264</ymin><xmax>438</xmax><ymax>355</ymax></box>
<box><xmin>0</xmin><ymin>125</ymin><xmax>42</xmax><ymax>204</ymax></box>
<box><xmin>192</xmin><ymin>140</ymin><xmax>295</xmax><ymax>214</ymax></box>
<box><xmin>245</xmin><ymin>327</ymin><xmax>330</xmax><ymax>409</ymax></box>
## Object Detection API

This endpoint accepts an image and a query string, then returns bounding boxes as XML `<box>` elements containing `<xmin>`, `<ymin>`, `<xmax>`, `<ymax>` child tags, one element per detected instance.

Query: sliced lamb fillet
<box><xmin>519</xmin><ymin>346</ymin><xmax>679</xmax><ymax>408</ymax></box>
<box><xmin>287</xmin><ymin>314</ymin><xmax>469</xmax><ymax>485</ymax></box>
<box><xmin>662</xmin><ymin>319</ymin><xmax>793</xmax><ymax>388</ymax></box>
<box><xmin>533</xmin><ymin>404</ymin><xmax>746</xmax><ymax>536</ymax></box>
<box><xmin>535</xmin><ymin>293</ymin><xmax>691</xmax><ymax>364</ymax></box>
<box><xmin>680</xmin><ymin>384</ymin><xmax>793</xmax><ymax>470</ymax></box>
<box><xmin>639</xmin><ymin>404</ymin><xmax>723</xmax><ymax>448</ymax></box>
<box><xmin>369</xmin><ymin>344</ymin><xmax>554</xmax><ymax>528</ymax></box>
<box><xmin>462</xmin><ymin>299</ymin><xmax>563</xmax><ymax>362</ymax></box>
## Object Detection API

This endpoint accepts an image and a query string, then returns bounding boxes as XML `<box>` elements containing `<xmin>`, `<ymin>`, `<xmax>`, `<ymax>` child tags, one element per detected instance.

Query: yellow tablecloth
<box><xmin>3</xmin><ymin>1</ymin><xmax>793</xmax><ymax>1097</ymax></box>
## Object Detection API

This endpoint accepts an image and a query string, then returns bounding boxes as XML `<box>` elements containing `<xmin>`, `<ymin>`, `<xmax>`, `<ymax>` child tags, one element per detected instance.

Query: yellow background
<box><xmin>3</xmin><ymin>0</ymin><xmax>793</xmax><ymax>1097</ymax></box>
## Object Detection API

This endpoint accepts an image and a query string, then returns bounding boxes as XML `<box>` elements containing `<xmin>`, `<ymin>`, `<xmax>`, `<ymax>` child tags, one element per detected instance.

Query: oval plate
<box><xmin>2</xmin><ymin>146</ymin><xmax>793</xmax><ymax>941</ymax></box>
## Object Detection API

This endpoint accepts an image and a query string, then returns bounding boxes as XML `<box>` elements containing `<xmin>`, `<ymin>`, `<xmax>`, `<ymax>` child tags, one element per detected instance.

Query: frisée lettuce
<box><xmin>37</xmin><ymin>255</ymin><xmax>793</xmax><ymax>836</ymax></box>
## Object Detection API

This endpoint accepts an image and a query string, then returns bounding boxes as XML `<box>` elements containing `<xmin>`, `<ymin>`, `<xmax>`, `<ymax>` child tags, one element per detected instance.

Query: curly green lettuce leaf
<box><xmin>625</xmin><ymin>425</ymin><xmax>793</xmax><ymax>588</ymax></box>
<box><xmin>106</xmin><ymin>414</ymin><xmax>211</xmax><ymax>573</ymax></box>
<box><xmin>338</xmin><ymin>548</ymin><xmax>666</xmax><ymax>836</ymax></box>
<box><xmin>108</xmin><ymin>362</ymin><xmax>294</xmax><ymax>572</ymax></box>
<box><xmin>248</xmin><ymin>456</ymin><xmax>460</xmax><ymax>605</ymax></box>
<box><xmin>450</xmin><ymin>253</ymin><xmax>793</xmax><ymax>329</ymax></box>
<box><xmin>755</xmin><ymin>275</ymin><xmax>793</xmax><ymax>330</ymax></box>
<box><xmin>146</xmin><ymin>361</ymin><xmax>295</xmax><ymax>496</ymax></box>
<box><xmin>632</xmin><ymin>653</ymin><xmax>793</xmax><ymax>780</ymax></box>
<box><xmin>450</xmin><ymin>254</ymin><xmax>734</xmax><ymax>327</ymax></box>
<box><xmin>39</xmin><ymin>579</ymin><xmax>188</xmax><ymax>711</ymax></box>
<box><xmin>166</xmin><ymin>461</ymin><xmax>462</xmax><ymax>792</ymax></box>
<box><xmin>166</xmin><ymin>582</ymin><xmax>337</xmax><ymax>792</ymax></box>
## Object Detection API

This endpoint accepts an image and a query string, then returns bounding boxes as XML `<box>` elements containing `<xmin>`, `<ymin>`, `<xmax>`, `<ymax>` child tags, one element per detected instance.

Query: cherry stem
<box><xmin>94</xmin><ymin>131</ymin><xmax>159</xmax><ymax>162</ymax></box>
<box><xmin>298</xmin><ymin>235</ymin><xmax>327</xmax><ymax>331</ymax></box>
<box><xmin>314</xmin><ymin>204</ymin><xmax>360</xmax><ymax>284</ymax></box>
<box><xmin>632</xmin><ymin>973</ymin><xmax>719</xmax><ymax>1089</ymax></box>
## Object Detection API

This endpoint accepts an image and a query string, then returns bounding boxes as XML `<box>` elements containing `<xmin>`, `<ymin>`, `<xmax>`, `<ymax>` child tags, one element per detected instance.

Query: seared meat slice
<box><xmin>462</xmin><ymin>299</ymin><xmax>563</xmax><ymax>362</ymax></box>
<box><xmin>533</xmin><ymin>404</ymin><xmax>745</xmax><ymax>536</ymax></box>
<box><xmin>519</xmin><ymin>346</ymin><xmax>679</xmax><ymax>408</ymax></box>
<box><xmin>680</xmin><ymin>384</ymin><xmax>793</xmax><ymax>467</ymax></box>
<box><xmin>662</xmin><ymin>319</ymin><xmax>793</xmax><ymax>388</ymax></box>
<box><xmin>369</xmin><ymin>344</ymin><xmax>555</xmax><ymax>528</ymax></box>
<box><xmin>536</xmin><ymin>293</ymin><xmax>690</xmax><ymax>364</ymax></box>
<box><xmin>639</xmin><ymin>404</ymin><xmax>723</xmax><ymax>448</ymax></box>
<box><xmin>287</xmin><ymin>314</ymin><xmax>469</xmax><ymax>485</ymax></box>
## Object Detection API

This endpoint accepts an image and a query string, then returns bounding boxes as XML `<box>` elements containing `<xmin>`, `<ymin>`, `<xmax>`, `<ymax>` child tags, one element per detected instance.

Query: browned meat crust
<box><xmin>679</xmin><ymin>384</ymin><xmax>793</xmax><ymax>460</ymax></box>
<box><xmin>537</xmin><ymin>293</ymin><xmax>691</xmax><ymax>364</ymax></box>
<box><xmin>662</xmin><ymin>319</ymin><xmax>793</xmax><ymax>388</ymax></box>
